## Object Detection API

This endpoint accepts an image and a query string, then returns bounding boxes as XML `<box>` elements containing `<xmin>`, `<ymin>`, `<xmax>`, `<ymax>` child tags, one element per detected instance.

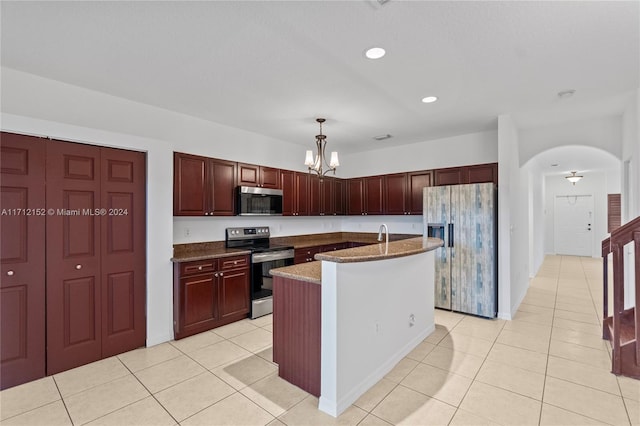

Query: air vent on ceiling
<box><xmin>373</xmin><ymin>134</ymin><xmax>392</xmax><ymax>141</ymax></box>
<box><xmin>378</xmin><ymin>0</ymin><xmax>391</xmax><ymax>4</ymax></box>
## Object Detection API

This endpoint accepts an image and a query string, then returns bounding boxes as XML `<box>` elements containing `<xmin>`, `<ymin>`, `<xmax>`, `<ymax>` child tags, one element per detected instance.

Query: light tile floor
<box><xmin>1</xmin><ymin>256</ymin><xmax>638</xmax><ymax>425</ymax></box>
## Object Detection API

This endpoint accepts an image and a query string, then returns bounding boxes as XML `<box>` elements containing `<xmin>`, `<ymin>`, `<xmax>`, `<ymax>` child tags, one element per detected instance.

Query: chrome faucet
<box><xmin>377</xmin><ymin>223</ymin><xmax>389</xmax><ymax>245</ymax></box>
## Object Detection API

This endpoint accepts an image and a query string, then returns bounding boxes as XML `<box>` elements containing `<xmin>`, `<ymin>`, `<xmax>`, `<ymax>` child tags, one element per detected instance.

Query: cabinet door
<box><xmin>219</xmin><ymin>268</ymin><xmax>250</xmax><ymax>319</ymax></box>
<box><xmin>308</xmin><ymin>175</ymin><xmax>321</xmax><ymax>216</ymax></box>
<box><xmin>365</xmin><ymin>176</ymin><xmax>384</xmax><ymax>215</ymax></box>
<box><xmin>321</xmin><ymin>178</ymin><xmax>334</xmax><ymax>215</ymax></box>
<box><xmin>46</xmin><ymin>140</ymin><xmax>102</xmax><ymax>375</ymax></box>
<box><xmin>407</xmin><ymin>171</ymin><xmax>433</xmax><ymax>214</ymax></box>
<box><xmin>281</xmin><ymin>170</ymin><xmax>295</xmax><ymax>216</ymax></box>
<box><xmin>384</xmin><ymin>174</ymin><xmax>407</xmax><ymax>215</ymax></box>
<box><xmin>295</xmin><ymin>172</ymin><xmax>309</xmax><ymax>215</ymax></box>
<box><xmin>0</xmin><ymin>133</ymin><xmax>46</xmax><ymax>390</ymax></box>
<box><xmin>347</xmin><ymin>178</ymin><xmax>364</xmax><ymax>215</ymax></box>
<box><xmin>210</xmin><ymin>159</ymin><xmax>236</xmax><ymax>216</ymax></box>
<box><xmin>174</xmin><ymin>153</ymin><xmax>207</xmax><ymax>216</ymax></box>
<box><xmin>333</xmin><ymin>179</ymin><xmax>345</xmax><ymax>215</ymax></box>
<box><xmin>100</xmin><ymin>147</ymin><xmax>146</xmax><ymax>358</ymax></box>
<box><xmin>237</xmin><ymin>163</ymin><xmax>260</xmax><ymax>187</ymax></box>
<box><xmin>180</xmin><ymin>273</ymin><xmax>218</xmax><ymax>337</ymax></box>
<box><xmin>260</xmin><ymin>167</ymin><xmax>281</xmax><ymax>189</ymax></box>
<box><xmin>466</xmin><ymin>163</ymin><xmax>497</xmax><ymax>184</ymax></box>
<box><xmin>435</xmin><ymin>167</ymin><xmax>464</xmax><ymax>186</ymax></box>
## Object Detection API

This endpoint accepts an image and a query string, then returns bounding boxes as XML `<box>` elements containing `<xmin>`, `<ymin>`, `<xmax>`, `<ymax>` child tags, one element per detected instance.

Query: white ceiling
<box><xmin>1</xmin><ymin>0</ymin><xmax>638</xmax><ymax>159</ymax></box>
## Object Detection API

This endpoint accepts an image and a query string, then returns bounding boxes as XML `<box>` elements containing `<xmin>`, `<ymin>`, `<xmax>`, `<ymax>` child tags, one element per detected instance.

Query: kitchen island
<box><xmin>270</xmin><ymin>236</ymin><xmax>443</xmax><ymax>417</ymax></box>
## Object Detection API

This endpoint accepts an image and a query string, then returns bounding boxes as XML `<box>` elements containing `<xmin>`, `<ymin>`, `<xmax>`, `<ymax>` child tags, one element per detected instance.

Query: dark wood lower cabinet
<box><xmin>0</xmin><ymin>132</ymin><xmax>147</xmax><ymax>387</ymax></box>
<box><xmin>173</xmin><ymin>255</ymin><xmax>250</xmax><ymax>340</ymax></box>
<box><xmin>0</xmin><ymin>133</ymin><xmax>47</xmax><ymax>390</ymax></box>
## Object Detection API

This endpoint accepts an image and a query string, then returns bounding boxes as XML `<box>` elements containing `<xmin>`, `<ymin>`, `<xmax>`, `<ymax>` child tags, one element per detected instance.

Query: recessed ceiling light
<box><xmin>421</xmin><ymin>96</ymin><xmax>438</xmax><ymax>103</ymax></box>
<box><xmin>365</xmin><ymin>47</ymin><xmax>386</xmax><ymax>59</ymax></box>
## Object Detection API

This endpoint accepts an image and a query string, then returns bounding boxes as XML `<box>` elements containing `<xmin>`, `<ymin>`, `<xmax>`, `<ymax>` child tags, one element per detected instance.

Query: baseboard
<box><xmin>318</xmin><ymin>324</ymin><xmax>434</xmax><ymax>417</ymax></box>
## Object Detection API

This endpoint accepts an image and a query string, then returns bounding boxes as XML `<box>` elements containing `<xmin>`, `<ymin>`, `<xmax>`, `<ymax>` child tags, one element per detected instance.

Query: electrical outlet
<box><xmin>408</xmin><ymin>314</ymin><xmax>415</xmax><ymax>327</ymax></box>
<box><xmin>375</xmin><ymin>322</ymin><xmax>382</xmax><ymax>335</ymax></box>
<box><xmin>184</xmin><ymin>228</ymin><xmax>191</xmax><ymax>237</ymax></box>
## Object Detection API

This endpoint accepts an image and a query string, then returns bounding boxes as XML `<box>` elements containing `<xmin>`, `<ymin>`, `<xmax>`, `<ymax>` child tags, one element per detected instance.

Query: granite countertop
<box><xmin>269</xmin><ymin>261</ymin><xmax>321</xmax><ymax>285</ymax></box>
<box><xmin>171</xmin><ymin>241</ymin><xmax>251</xmax><ymax>263</ymax></box>
<box><xmin>270</xmin><ymin>237</ymin><xmax>443</xmax><ymax>283</ymax></box>
<box><xmin>172</xmin><ymin>232</ymin><xmax>420</xmax><ymax>263</ymax></box>
<box><xmin>315</xmin><ymin>236</ymin><xmax>443</xmax><ymax>263</ymax></box>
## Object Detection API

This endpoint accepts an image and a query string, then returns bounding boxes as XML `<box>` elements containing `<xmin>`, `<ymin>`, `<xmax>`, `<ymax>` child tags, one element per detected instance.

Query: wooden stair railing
<box><xmin>602</xmin><ymin>215</ymin><xmax>640</xmax><ymax>379</ymax></box>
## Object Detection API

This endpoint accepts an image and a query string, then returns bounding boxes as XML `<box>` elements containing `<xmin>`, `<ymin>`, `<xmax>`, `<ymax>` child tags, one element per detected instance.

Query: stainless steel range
<box><xmin>225</xmin><ymin>227</ymin><xmax>294</xmax><ymax>319</ymax></box>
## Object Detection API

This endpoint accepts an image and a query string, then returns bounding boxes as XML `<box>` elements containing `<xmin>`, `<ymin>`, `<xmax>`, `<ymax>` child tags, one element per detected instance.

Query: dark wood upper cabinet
<box><xmin>209</xmin><ymin>159</ymin><xmax>236</xmax><ymax>216</ymax></box>
<box><xmin>467</xmin><ymin>163</ymin><xmax>498</xmax><ymax>184</ymax></box>
<box><xmin>407</xmin><ymin>170</ymin><xmax>433</xmax><ymax>214</ymax></box>
<box><xmin>435</xmin><ymin>163</ymin><xmax>497</xmax><ymax>186</ymax></box>
<box><xmin>333</xmin><ymin>179</ymin><xmax>346</xmax><ymax>215</ymax></box>
<box><xmin>365</xmin><ymin>176</ymin><xmax>384</xmax><ymax>215</ymax></box>
<box><xmin>281</xmin><ymin>170</ymin><xmax>309</xmax><ymax>216</ymax></box>
<box><xmin>174</xmin><ymin>152</ymin><xmax>236</xmax><ymax>216</ymax></box>
<box><xmin>321</xmin><ymin>177</ymin><xmax>335</xmax><ymax>216</ymax></box>
<box><xmin>347</xmin><ymin>178</ymin><xmax>364</xmax><ymax>215</ymax></box>
<box><xmin>347</xmin><ymin>176</ymin><xmax>384</xmax><ymax>215</ymax></box>
<box><xmin>435</xmin><ymin>166</ymin><xmax>465</xmax><ymax>186</ymax></box>
<box><xmin>309</xmin><ymin>175</ymin><xmax>321</xmax><ymax>216</ymax></box>
<box><xmin>384</xmin><ymin>174</ymin><xmax>408</xmax><ymax>215</ymax></box>
<box><xmin>237</xmin><ymin>163</ymin><xmax>280</xmax><ymax>189</ymax></box>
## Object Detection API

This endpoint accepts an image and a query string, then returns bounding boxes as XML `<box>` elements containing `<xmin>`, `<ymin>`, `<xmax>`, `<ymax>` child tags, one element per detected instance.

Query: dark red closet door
<box><xmin>0</xmin><ymin>132</ymin><xmax>46</xmax><ymax>389</ymax></box>
<box><xmin>46</xmin><ymin>141</ymin><xmax>102</xmax><ymax>375</ymax></box>
<box><xmin>100</xmin><ymin>147</ymin><xmax>146</xmax><ymax>357</ymax></box>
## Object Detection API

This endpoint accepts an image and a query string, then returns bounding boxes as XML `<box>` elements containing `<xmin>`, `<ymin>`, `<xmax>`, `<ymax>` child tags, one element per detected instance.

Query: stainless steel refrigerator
<box><xmin>423</xmin><ymin>183</ymin><xmax>497</xmax><ymax>318</ymax></box>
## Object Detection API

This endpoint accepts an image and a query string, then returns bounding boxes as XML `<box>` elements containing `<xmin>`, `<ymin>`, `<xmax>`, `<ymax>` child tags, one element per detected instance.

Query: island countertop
<box><xmin>270</xmin><ymin>237</ymin><xmax>443</xmax><ymax>283</ymax></box>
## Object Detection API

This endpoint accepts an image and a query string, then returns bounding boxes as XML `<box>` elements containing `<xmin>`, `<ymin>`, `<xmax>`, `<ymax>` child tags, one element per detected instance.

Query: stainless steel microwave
<box><xmin>237</xmin><ymin>186</ymin><xmax>283</xmax><ymax>215</ymax></box>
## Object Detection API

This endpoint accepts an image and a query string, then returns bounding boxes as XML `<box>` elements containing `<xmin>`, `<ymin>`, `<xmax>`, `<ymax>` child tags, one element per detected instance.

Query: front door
<box><xmin>554</xmin><ymin>194</ymin><xmax>594</xmax><ymax>257</ymax></box>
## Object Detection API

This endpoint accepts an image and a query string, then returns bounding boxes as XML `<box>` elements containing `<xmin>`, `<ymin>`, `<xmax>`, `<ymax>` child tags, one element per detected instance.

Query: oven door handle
<box><xmin>252</xmin><ymin>249</ymin><xmax>295</xmax><ymax>263</ymax></box>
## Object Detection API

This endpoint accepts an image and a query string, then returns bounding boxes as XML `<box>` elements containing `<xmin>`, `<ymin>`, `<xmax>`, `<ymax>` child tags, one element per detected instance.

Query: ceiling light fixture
<box><xmin>305</xmin><ymin>118</ymin><xmax>339</xmax><ymax>176</ymax></box>
<box><xmin>365</xmin><ymin>47</ymin><xmax>386</xmax><ymax>59</ymax></box>
<box><xmin>422</xmin><ymin>96</ymin><xmax>438</xmax><ymax>103</ymax></box>
<box><xmin>565</xmin><ymin>171</ymin><xmax>583</xmax><ymax>185</ymax></box>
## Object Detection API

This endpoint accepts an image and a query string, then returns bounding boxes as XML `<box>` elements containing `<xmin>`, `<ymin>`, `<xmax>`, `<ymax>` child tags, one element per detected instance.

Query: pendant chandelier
<box><xmin>304</xmin><ymin>118</ymin><xmax>339</xmax><ymax>176</ymax></box>
<box><xmin>565</xmin><ymin>171</ymin><xmax>583</xmax><ymax>185</ymax></box>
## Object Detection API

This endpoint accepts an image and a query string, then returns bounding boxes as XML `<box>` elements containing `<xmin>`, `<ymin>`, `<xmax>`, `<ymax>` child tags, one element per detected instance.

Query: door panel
<box><xmin>0</xmin><ymin>133</ymin><xmax>46</xmax><ymax>389</ymax></box>
<box><xmin>408</xmin><ymin>171</ymin><xmax>433</xmax><ymax>214</ymax></box>
<box><xmin>46</xmin><ymin>141</ymin><xmax>102</xmax><ymax>375</ymax></box>
<box><xmin>453</xmin><ymin>184</ymin><xmax>496</xmax><ymax>317</ymax></box>
<box><xmin>219</xmin><ymin>269</ymin><xmax>250</xmax><ymax>318</ymax></box>
<box><xmin>365</xmin><ymin>176</ymin><xmax>384</xmax><ymax>214</ymax></box>
<box><xmin>101</xmin><ymin>148</ymin><xmax>146</xmax><ymax>357</ymax></box>
<box><xmin>554</xmin><ymin>194</ymin><xmax>593</xmax><ymax>257</ymax></box>
<box><xmin>385</xmin><ymin>174</ymin><xmax>407</xmax><ymax>214</ymax></box>
<box><xmin>424</xmin><ymin>186</ymin><xmax>452</xmax><ymax>310</ymax></box>
<box><xmin>210</xmin><ymin>159</ymin><xmax>236</xmax><ymax>216</ymax></box>
<box><xmin>173</xmin><ymin>153</ymin><xmax>206</xmax><ymax>215</ymax></box>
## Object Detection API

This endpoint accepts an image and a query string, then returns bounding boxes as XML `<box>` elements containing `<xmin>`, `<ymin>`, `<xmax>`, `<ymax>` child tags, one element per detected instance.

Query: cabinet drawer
<box><xmin>180</xmin><ymin>260</ymin><xmax>216</xmax><ymax>276</ymax></box>
<box><xmin>220</xmin><ymin>255</ymin><xmax>249</xmax><ymax>271</ymax></box>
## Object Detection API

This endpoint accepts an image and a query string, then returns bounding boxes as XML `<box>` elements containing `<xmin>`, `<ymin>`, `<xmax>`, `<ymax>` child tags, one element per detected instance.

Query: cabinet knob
<box><xmin>214</xmin><ymin>272</ymin><xmax>219</xmax><ymax>277</ymax></box>
<box><xmin>219</xmin><ymin>272</ymin><xmax>224</xmax><ymax>277</ymax></box>
<box><xmin>204</xmin><ymin>212</ymin><xmax>209</xmax><ymax>216</ymax></box>
<box><xmin>198</xmin><ymin>266</ymin><xmax>203</xmax><ymax>271</ymax></box>
<box><xmin>75</xmin><ymin>264</ymin><xmax>82</xmax><ymax>270</ymax></box>
<box><xmin>6</xmin><ymin>270</ymin><xmax>14</xmax><ymax>276</ymax></box>
<box><xmin>234</xmin><ymin>260</ymin><xmax>238</xmax><ymax>265</ymax></box>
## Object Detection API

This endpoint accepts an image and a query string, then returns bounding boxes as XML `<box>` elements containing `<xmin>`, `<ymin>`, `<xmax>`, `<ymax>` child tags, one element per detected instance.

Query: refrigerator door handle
<box><xmin>448</xmin><ymin>223</ymin><xmax>454</xmax><ymax>247</ymax></box>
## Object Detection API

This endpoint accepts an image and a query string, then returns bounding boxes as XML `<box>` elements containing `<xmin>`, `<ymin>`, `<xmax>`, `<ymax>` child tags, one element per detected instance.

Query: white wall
<box><xmin>341</xmin><ymin>131</ymin><xmax>498</xmax><ymax>178</ymax></box>
<box><xmin>519</xmin><ymin>116</ymin><xmax>622</xmax><ymax>166</ymax></box>
<box><xmin>497</xmin><ymin>115</ymin><xmax>529</xmax><ymax>319</ymax></box>
<box><xmin>543</xmin><ymin>171</ymin><xmax>620</xmax><ymax>257</ymax></box>
<box><xmin>528</xmin><ymin>161</ymin><xmax>545</xmax><ymax>277</ymax></box>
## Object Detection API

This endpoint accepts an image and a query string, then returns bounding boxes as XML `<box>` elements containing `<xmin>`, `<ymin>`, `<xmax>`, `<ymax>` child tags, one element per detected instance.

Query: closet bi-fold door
<box><xmin>0</xmin><ymin>133</ymin><xmax>46</xmax><ymax>389</ymax></box>
<box><xmin>100</xmin><ymin>147</ymin><xmax>146</xmax><ymax>357</ymax></box>
<box><xmin>46</xmin><ymin>141</ymin><xmax>102</xmax><ymax>375</ymax></box>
